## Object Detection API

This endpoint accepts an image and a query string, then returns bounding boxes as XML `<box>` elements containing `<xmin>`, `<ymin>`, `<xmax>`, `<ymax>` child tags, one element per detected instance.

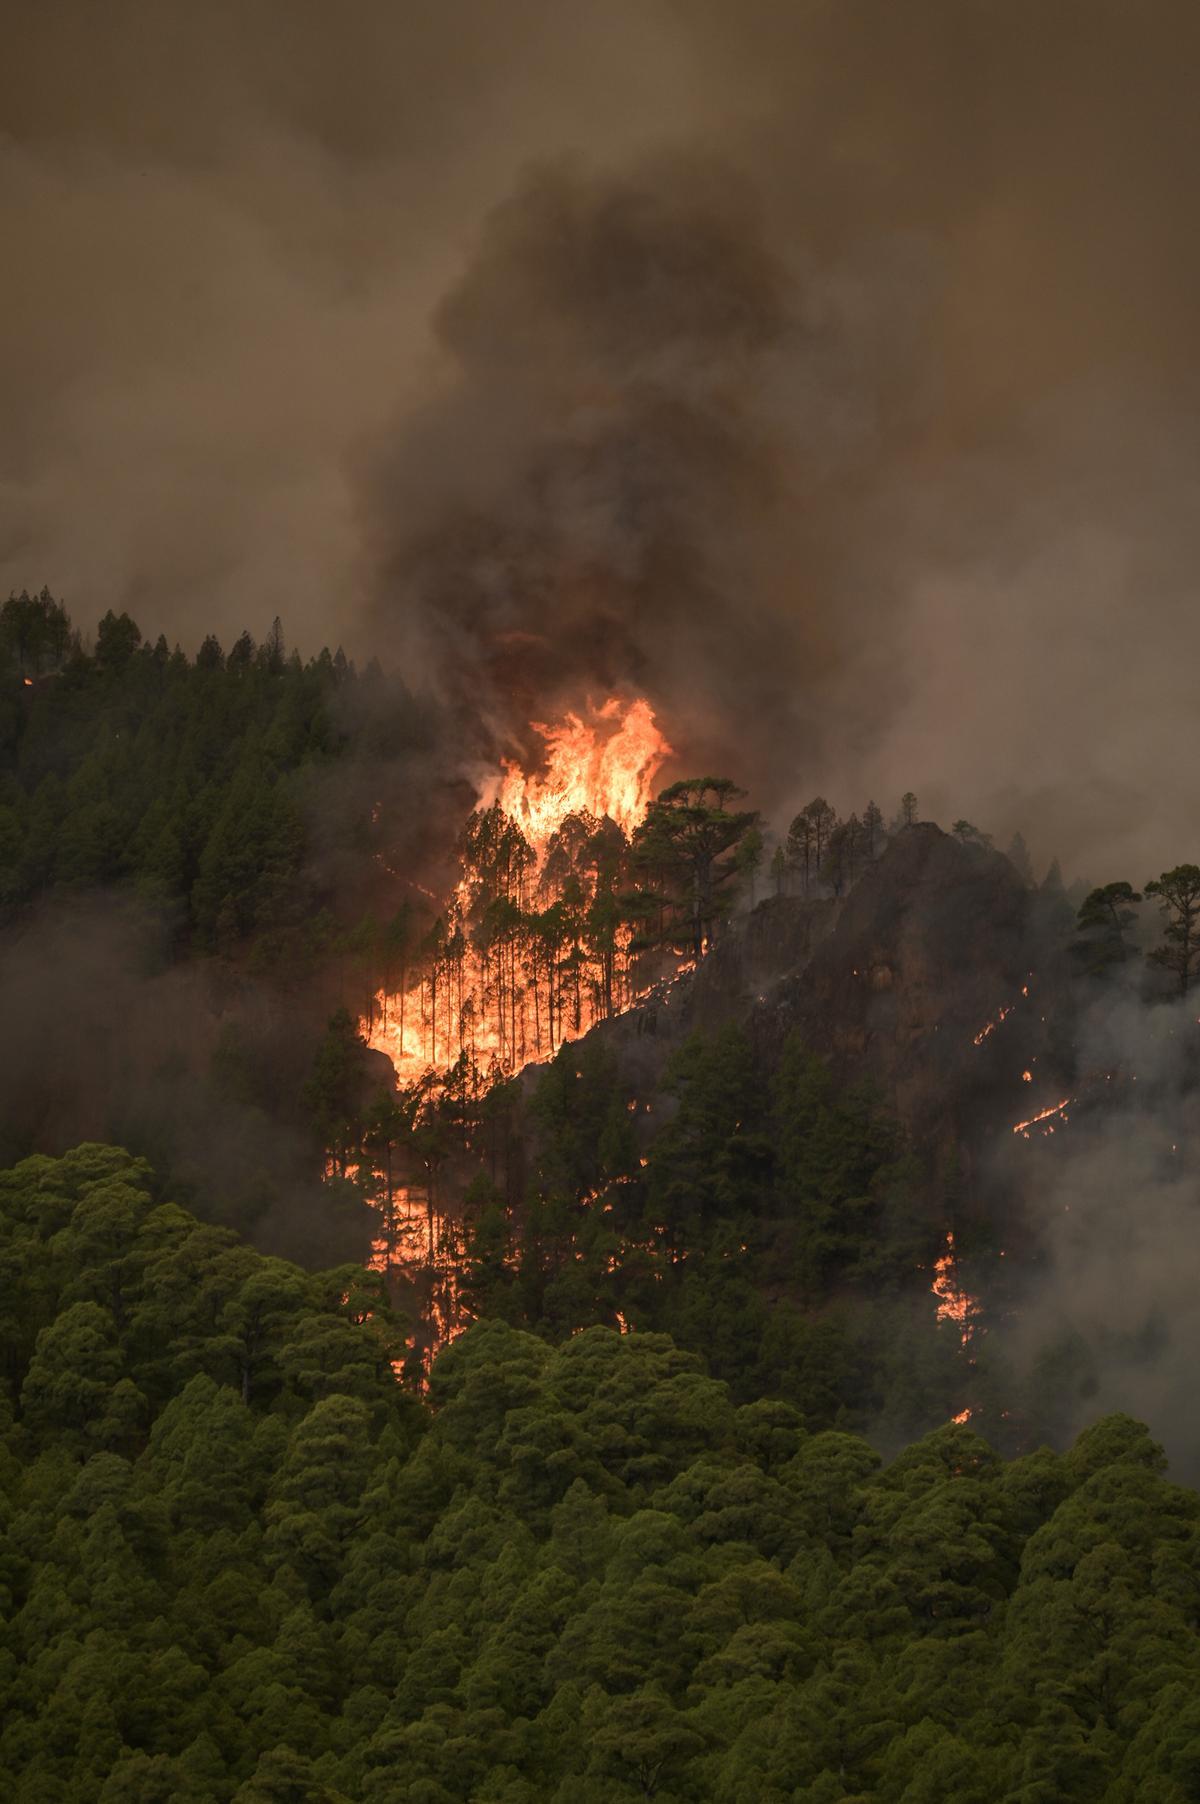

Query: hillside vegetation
<box><xmin>2</xmin><ymin>1147</ymin><xmax>1198</xmax><ymax>1802</ymax></box>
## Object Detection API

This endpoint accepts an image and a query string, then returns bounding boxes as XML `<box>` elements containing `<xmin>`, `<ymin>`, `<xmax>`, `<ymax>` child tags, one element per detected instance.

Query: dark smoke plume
<box><xmin>362</xmin><ymin>153</ymin><xmax>819</xmax><ymax>795</ymax></box>
<box><xmin>8</xmin><ymin>1</ymin><xmax>1200</xmax><ymax>869</ymax></box>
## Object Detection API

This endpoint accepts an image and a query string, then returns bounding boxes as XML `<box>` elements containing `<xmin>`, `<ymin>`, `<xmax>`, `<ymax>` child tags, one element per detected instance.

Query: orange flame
<box><xmin>971</xmin><ymin>977</ymin><xmax>1034</xmax><ymax>1046</ymax></box>
<box><xmin>931</xmin><ymin>1231</ymin><xmax>979</xmax><ymax>1346</ymax></box>
<box><xmin>359</xmin><ymin>695</ymin><xmax>674</xmax><ymax>1364</ymax></box>
<box><xmin>1013</xmin><ymin>1097</ymin><xmax>1073</xmax><ymax>1137</ymax></box>
<box><xmin>487</xmin><ymin>696</ymin><xmax>671</xmax><ymax>854</ymax></box>
<box><xmin>367</xmin><ymin>695</ymin><xmax>672</xmax><ymax>1085</ymax></box>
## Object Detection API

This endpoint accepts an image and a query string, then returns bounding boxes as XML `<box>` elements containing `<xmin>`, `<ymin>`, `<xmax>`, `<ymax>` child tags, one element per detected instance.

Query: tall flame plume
<box><xmin>486</xmin><ymin>697</ymin><xmax>670</xmax><ymax>854</ymax></box>
<box><xmin>366</xmin><ymin>694</ymin><xmax>672</xmax><ymax>1084</ymax></box>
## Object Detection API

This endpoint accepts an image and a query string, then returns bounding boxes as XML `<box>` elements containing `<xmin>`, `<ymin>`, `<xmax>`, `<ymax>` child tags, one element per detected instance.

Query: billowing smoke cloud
<box><xmin>361</xmin><ymin>152</ymin><xmax>833</xmax><ymax>788</ymax></box>
<box><xmin>6</xmin><ymin>0</ymin><xmax>1200</xmax><ymax>865</ymax></box>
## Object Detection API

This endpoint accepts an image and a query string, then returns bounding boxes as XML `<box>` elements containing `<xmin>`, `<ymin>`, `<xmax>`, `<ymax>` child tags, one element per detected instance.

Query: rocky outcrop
<box><xmin>586</xmin><ymin>824</ymin><xmax>1071</xmax><ymax>1159</ymax></box>
<box><xmin>761</xmin><ymin>824</ymin><xmax>1068</xmax><ymax>1151</ymax></box>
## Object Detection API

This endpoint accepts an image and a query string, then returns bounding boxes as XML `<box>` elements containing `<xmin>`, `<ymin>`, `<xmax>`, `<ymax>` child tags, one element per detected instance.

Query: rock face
<box><xmin>690</xmin><ymin>893</ymin><xmax>839</xmax><ymax>1031</ymax></box>
<box><xmin>762</xmin><ymin>824</ymin><xmax>1066</xmax><ymax>1154</ymax></box>
<box><xmin>579</xmin><ymin>888</ymin><xmax>832</xmax><ymax>1101</ymax></box>
<box><xmin>586</xmin><ymin>824</ymin><xmax>1070</xmax><ymax>1162</ymax></box>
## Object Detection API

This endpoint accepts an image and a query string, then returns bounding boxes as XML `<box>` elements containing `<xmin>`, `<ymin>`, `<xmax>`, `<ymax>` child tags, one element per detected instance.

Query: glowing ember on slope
<box><xmin>1013</xmin><ymin>1097</ymin><xmax>1073</xmax><ymax>1137</ymax></box>
<box><xmin>931</xmin><ymin>1232</ymin><xmax>979</xmax><ymax>1346</ymax></box>
<box><xmin>971</xmin><ymin>979</ymin><xmax>1033</xmax><ymax>1046</ymax></box>
<box><xmin>973</xmin><ymin>1005</ymin><xmax>1015</xmax><ymax>1045</ymax></box>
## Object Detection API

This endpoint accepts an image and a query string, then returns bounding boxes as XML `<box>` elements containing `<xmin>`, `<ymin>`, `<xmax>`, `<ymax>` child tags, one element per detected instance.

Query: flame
<box><xmin>972</xmin><ymin>1005</ymin><xmax>1015</xmax><ymax>1046</ymax></box>
<box><xmin>971</xmin><ymin>976</ymin><xmax>1034</xmax><ymax>1045</ymax></box>
<box><xmin>1013</xmin><ymin>1097</ymin><xmax>1073</xmax><ymax>1137</ymax></box>
<box><xmin>488</xmin><ymin>696</ymin><xmax>671</xmax><ymax>853</ymax></box>
<box><xmin>358</xmin><ymin>695</ymin><xmax>675</xmax><ymax>1360</ymax></box>
<box><xmin>367</xmin><ymin>695</ymin><xmax>672</xmax><ymax>1086</ymax></box>
<box><xmin>931</xmin><ymin>1231</ymin><xmax>979</xmax><ymax>1346</ymax></box>
<box><xmin>365</xmin><ymin>1180</ymin><xmax>473</xmax><ymax>1375</ymax></box>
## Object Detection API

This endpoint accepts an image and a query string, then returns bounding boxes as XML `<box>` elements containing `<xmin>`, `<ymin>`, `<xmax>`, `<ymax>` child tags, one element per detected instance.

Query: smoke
<box><xmin>361</xmin><ymin>151</ymin><xmax>831</xmax><ymax>787</ymax></box>
<box><xmin>989</xmin><ymin>984</ymin><xmax>1200</xmax><ymax>1476</ymax></box>
<box><xmin>0</xmin><ymin>897</ymin><xmax>373</xmax><ymax>1266</ymax></box>
<box><xmin>5</xmin><ymin>1</ymin><xmax>1200</xmax><ymax>862</ymax></box>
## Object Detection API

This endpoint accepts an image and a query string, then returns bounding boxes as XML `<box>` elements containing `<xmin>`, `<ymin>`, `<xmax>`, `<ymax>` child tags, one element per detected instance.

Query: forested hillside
<box><xmin>0</xmin><ymin>589</ymin><xmax>440</xmax><ymax>956</ymax></box>
<box><xmin>4</xmin><ymin>588</ymin><xmax>1198</xmax><ymax>1462</ymax></box>
<box><xmin>9</xmin><ymin>4</ymin><xmax>1200</xmax><ymax>1797</ymax></box>
<box><xmin>0</xmin><ymin>591</ymin><xmax>439</xmax><ymax>1257</ymax></box>
<box><xmin>3</xmin><ymin>1146</ymin><xmax>1199</xmax><ymax>1803</ymax></box>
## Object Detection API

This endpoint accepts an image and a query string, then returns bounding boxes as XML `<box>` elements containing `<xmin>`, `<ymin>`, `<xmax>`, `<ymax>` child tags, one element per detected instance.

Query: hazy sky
<box><xmin>5</xmin><ymin>0</ymin><xmax>1199</xmax><ymax>876</ymax></box>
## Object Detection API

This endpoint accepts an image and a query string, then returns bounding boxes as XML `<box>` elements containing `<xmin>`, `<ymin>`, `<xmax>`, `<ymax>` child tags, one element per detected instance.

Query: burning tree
<box><xmin>366</xmin><ymin>696</ymin><xmax>674</xmax><ymax>1082</ymax></box>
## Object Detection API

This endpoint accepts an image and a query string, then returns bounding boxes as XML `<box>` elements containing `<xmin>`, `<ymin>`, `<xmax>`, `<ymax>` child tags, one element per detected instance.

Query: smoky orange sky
<box><xmin>4</xmin><ymin>0</ymin><xmax>1199</xmax><ymax>879</ymax></box>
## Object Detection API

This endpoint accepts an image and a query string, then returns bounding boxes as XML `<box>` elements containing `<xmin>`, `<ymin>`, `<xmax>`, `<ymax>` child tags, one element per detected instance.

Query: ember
<box><xmin>931</xmin><ymin>1231</ymin><xmax>979</xmax><ymax>1346</ymax></box>
<box><xmin>1013</xmin><ymin>1097</ymin><xmax>1073</xmax><ymax>1137</ymax></box>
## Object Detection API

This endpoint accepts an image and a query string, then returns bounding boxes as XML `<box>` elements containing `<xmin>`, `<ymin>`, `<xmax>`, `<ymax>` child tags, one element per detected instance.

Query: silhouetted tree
<box><xmin>227</xmin><ymin>630</ymin><xmax>256</xmax><ymax>670</ymax></box>
<box><xmin>632</xmin><ymin>778</ymin><xmax>759</xmax><ymax>961</ymax></box>
<box><xmin>1145</xmin><ymin>864</ymin><xmax>1200</xmax><ymax>994</ymax></box>
<box><xmin>786</xmin><ymin>810</ymin><xmax>815</xmax><ymax>896</ymax></box>
<box><xmin>823</xmin><ymin>816</ymin><xmax>866</xmax><ymax>897</ymax></box>
<box><xmin>303</xmin><ymin>1009</ymin><xmax>372</xmax><ymax>1178</ymax></box>
<box><xmin>95</xmin><ymin>609</ymin><xmax>142</xmax><ymax>671</ymax></box>
<box><xmin>1</xmin><ymin>586</ymin><xmax>75</xmax><ymax>675</ymax></box>
<box><xmin>261</xmin><ymin>615</ymin><xmax>286</xmax><ymax>674</ymax></box>
<box><xmin>1073</xmin><ymin>882</ymin><xmax>1142</xmax><ymax>974</ymax></box>
<box><xmin>801</xmin><ymin>797</ymin><xmax>837</xmax><ymax>869</ymax></box>
<box><xmin>734</xmin><ymin>824</ymin><xmax>764</xmax><ymax>905</ymax></box>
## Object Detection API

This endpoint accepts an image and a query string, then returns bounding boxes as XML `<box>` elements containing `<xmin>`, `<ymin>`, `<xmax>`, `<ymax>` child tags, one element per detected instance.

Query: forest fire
<box><xmin>366</xmin><ymin>695</ymin><xmax>672</xmax><ymax>1082</ymax></box>
<box><xmin>352</xmin><ymin>695</ymin><xmax>763</xmax><ymax>1366</ymax></box>
<box><xmin>366</xmin><ymin>1181</ymin><xmax>470</xmax><ymax>1370</ymax></box>
<box><xmin>487</xmin><ymin>696</ymin><xmax>670</xmax><ymax>854</ymax></box>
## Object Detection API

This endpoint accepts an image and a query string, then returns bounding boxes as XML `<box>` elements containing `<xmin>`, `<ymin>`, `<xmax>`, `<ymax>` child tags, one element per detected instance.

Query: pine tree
<box><xmin>1006</xmin><ymin>831</ymin><xmax>1034</xmax><ymax>884</ymax></box>
<box><xmin>1145</xmin><ymin>864</ymin><xmax>1200</xmax><ymax>994</ymax></box>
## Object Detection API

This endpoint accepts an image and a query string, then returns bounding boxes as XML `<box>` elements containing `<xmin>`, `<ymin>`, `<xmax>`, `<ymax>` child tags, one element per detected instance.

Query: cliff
<box><xmin>588</xmin><ymin>823</ymin><xmax>1071</xmax><ymax>1159</ymax></box>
